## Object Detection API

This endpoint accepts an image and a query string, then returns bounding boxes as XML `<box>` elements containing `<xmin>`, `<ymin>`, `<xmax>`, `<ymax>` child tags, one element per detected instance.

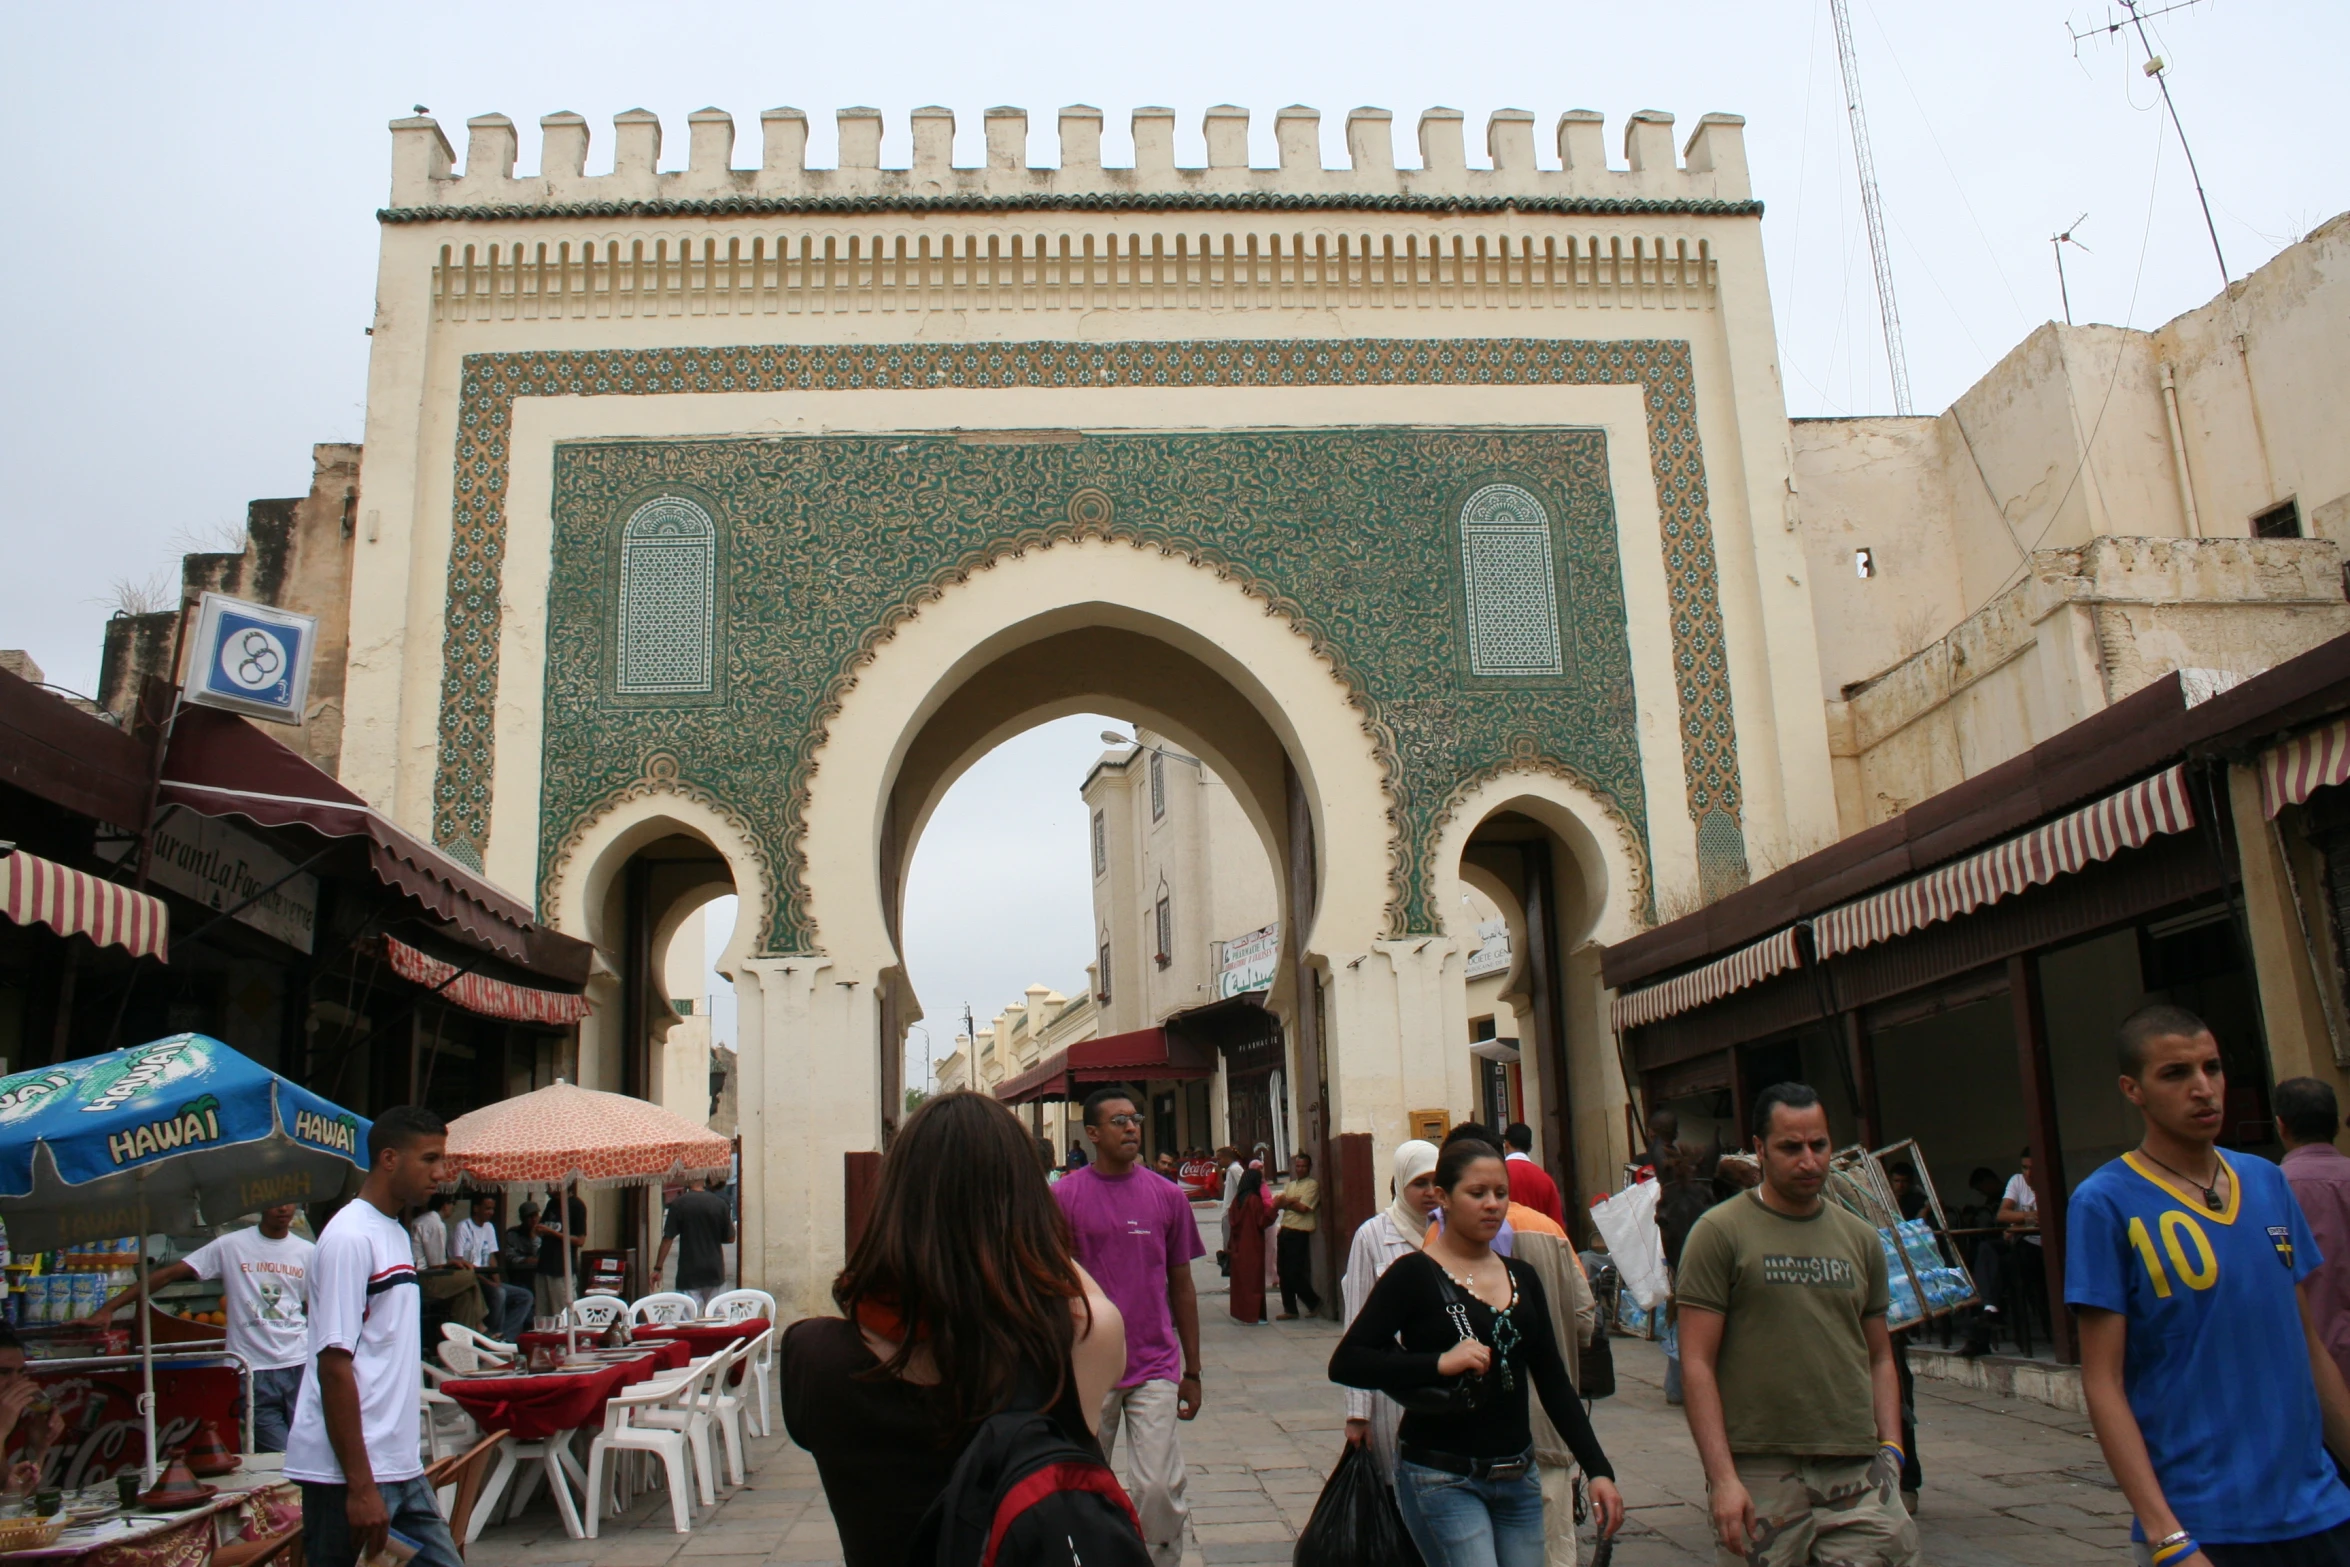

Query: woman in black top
<box><xmin>782</xmin><ymin>1092</ymin><xmax>1126</xmax><ymax>1567</ymax></box>
<box><xmin>1331</xmin><ymin>1137</ymin><xmax>1624</xmax><ymax>1567</ymax></box>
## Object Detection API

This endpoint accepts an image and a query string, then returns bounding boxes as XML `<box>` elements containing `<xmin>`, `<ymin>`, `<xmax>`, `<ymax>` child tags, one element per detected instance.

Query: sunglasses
<box><xmin>1100</xmin><ymin>1113</ymin><xmax>1145</xmax><ymax>1130</ymax></box>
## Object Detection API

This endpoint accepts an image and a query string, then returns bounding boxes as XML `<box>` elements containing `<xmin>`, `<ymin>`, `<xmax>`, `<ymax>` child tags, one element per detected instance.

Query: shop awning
<box><xmin>2260</xmin><ymin>716</ymin><xmax>2350</xmax><ymax>819</ymax></box>
<box><xmin>386</xmin><ymin>936</ymin><xmax>594</xmax><ymax>1026</ymax></box>
<box><xmin>1611</xmin><ymin>929</ymin><xmax>1798</xmax><ymax>1032</ymax></box>
<box><xmin>157</xmin><ymin>706</ymin><xmax>589</xmax><ymax>981</ymax></box>
<box><xmin>2</xmin><ymin>850</ymin><xmax>169</xmax><ymax>961</ymax></box>
<box><xmin>1814</xmin><ymin>764</ymin><xmax>2196</xmax><ymax>960</ymax></box>
<box><xmin>995</xmin><ymin>1025</ymin><xmax>1218</xmax><ymax>1105</ymax></box>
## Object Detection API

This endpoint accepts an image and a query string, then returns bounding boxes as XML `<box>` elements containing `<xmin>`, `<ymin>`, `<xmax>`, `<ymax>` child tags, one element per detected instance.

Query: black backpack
<box><xmin>908</xmin><ymin>1397</ymin><xmax>1152</xmax><ymax>1567</ymax></box>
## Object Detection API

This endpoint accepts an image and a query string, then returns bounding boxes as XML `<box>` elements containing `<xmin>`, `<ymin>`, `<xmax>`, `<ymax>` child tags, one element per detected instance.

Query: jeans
<box><xmin>1395</xmin><ymin>1453</ymin><xmax>1547</xmax><ymax>1567</ymax></box>
<box><xmin>485</xmin><ymin>1282</ymin><xmax>533</xmax><ymax>1340</ymax></box>
<box><xmin>301</xmin><ymin>1475</ymin><xmax>464</xmax><ymax>1567</ymax></box>
<box><xmin>1098</xmin><ymin>1380</ymin><xmax>1189</xmax><ymax>1567</ymax></box>
<box><xmin>242</xmin><ymin>1366</ymin><xmax>304</xmax><ymax>1454</ymax></box>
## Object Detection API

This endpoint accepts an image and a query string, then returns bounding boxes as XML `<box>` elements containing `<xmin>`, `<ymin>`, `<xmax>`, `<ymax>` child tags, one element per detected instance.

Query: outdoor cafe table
<box><xmin>10</xmin><ymin>1482</ymin><xmax>297</xmax><ymax>1567</ymax></box>
<box><xmin>513</xmin><ymin>1334</ymin><xmax>692</xmax><ymax>1375</ymax></box>
<box><xmin>440</xmin><ymin>1349</ymin><xmax>678</xmax><ymax>1443</ymax></box>
<box><xmin>632</xmin><ymin>1318</ymin><xmax>768</xmax><ymax>1384</ymax></box>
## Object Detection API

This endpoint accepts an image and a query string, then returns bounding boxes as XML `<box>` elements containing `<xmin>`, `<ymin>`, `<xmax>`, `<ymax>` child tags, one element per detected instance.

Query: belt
<box><xmin>1399</xmin><ymin>1443</ymin><xmax>1534</xmax><ymax>1480</ymax></box>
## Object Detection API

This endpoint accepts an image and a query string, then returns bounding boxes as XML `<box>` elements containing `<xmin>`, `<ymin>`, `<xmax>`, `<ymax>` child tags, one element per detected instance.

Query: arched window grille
<box><xmin>1458</xmin><ymin>482</ymin><xmax>1564</xmax><ymax>678</ymax></box>
<box><xmin>616</xmin><ymin>496</ymin><xmax>717</xmax><ymax>695</ymax></box>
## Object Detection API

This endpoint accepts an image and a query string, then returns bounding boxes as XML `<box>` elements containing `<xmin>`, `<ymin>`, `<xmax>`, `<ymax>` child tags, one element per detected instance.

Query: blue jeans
<box><xmin>487</xmin><ymin>1282</ymin><xmax>534</xmax><ymax>1341</ymax></box>
<box><xmin>300</xmin><ymin>1476</ymin><xmax>464</xmax><ymax>1567</ymax></box>
<box><xmin>241</xmin><ymin>1366</ymin><xmax>304</xmax><ymax>1454</ymax></box>
<box><xmin>1395</xmin><ymin>1453</ymin><xmax>1546</xmax><ymax>1567</ymax></box>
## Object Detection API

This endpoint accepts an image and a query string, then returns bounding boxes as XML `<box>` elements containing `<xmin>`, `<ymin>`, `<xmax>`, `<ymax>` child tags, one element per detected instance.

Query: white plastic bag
<box><xmin>1589</xmin><ymin>1179</ymin><xmax>1670</xmax><ymax>1310</ymax></box>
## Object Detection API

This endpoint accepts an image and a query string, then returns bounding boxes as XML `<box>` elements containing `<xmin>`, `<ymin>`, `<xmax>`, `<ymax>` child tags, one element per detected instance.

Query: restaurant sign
<box><xmin>99</xmin><ymin>806</ymin><xmax>317</xmax><ymax>953</ymax></box>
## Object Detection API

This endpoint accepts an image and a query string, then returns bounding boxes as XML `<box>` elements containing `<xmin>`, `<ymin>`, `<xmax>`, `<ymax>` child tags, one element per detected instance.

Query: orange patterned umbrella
<box><xmin>443</xmin><ymin>1079</ymin><xmax>732</xmax><ymax>1190</ymax></box>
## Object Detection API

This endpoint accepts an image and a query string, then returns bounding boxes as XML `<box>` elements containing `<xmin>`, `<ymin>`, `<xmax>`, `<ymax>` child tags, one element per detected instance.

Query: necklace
<box><xmin>2139</xmin><ymin>1146</ymin><xmax>2227</xmax><ymax>1211</ymax></box>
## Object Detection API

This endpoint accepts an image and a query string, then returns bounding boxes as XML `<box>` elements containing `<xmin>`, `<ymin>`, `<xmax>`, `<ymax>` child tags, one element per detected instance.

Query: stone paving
<box><xmin>467</xmin><ymin>1225</ymin><xmax>2140</xmax><ymax>1566</ymax></box>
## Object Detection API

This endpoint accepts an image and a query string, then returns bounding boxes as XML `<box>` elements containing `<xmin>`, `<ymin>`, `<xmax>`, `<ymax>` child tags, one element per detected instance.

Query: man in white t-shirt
<box><xmin>450</xmin><ymin>1194</ymin><xmax>531</xmax><ymax>1341</ymax></box>
<box><xmin>284</xmin><ymin>1107</ymin><xmax>461</xmax><ymax>1567</ymax></box>
<box><xmin>409</xmin><ymin>1194</ymin><xmax>450</xmax><ymax>1269</ymax></box>
<box><xmin>83</xmin><ymin>1202</ymin><xmax>314</xmax><ymax>1451</ymax></box>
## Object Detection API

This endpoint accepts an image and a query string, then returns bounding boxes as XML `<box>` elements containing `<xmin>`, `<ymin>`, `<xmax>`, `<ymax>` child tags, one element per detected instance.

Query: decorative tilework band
<box><xmin>431</xmin><ymin>337</ymin><xmax>1745</xmax><ymax>916</ymax></box>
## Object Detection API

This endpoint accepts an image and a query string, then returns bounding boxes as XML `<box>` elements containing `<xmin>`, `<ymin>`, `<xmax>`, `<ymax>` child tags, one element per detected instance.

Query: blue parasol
<box><xmin>0</xmin><ymin>1034</ymin><xmax>371</xmax><ymax>1480</ymax></box>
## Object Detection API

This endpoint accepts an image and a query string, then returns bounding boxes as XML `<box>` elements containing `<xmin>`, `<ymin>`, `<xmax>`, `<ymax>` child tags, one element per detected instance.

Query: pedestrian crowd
<box><xmin>81</xmin><ymin>995</ymin><xmax>2350</xmax><ymax>1567</ymax></box>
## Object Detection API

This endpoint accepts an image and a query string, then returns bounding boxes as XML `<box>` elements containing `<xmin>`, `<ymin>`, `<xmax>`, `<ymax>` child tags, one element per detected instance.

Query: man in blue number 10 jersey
<box><xmin>2069</xmin><ymin>1004</ymin><xmax>2350</xmax><ymax>1567</ymax></box>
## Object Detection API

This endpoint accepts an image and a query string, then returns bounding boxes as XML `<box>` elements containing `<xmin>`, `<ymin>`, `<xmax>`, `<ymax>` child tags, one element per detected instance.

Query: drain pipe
<box><xmin>2161</xmin><ymin>362</ymin><xmax>2202</xmax><ymax>538</ymax></box>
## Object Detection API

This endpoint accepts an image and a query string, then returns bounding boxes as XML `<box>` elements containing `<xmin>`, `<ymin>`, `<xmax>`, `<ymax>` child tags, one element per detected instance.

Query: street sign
<box><xmin>185</xmin><ymin>591</ymin><xmax>316</xmax><ymax>725</ymax></box>
<box><xmin>1216</xmin><ymin>922</ymin><xmax>1280</xmax><ymax>999</ymax></box>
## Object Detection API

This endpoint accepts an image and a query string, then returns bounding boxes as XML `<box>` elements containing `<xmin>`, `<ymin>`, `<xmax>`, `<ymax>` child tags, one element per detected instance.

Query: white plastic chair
<box><xmin>704</xmin><ymin>1287</ymin><xmax>775</xmax><ymax>1323</ymax></box>
<box><xmin>438</xmin><ymin>1337</ymin><xmax>512</xmax><ymax>1377</ymax></box>
<box><xmin>636</xmin><ymin>1342</ymin><xmax>741</xmax><ymax>1503</ymax></box>
<box><xmin>733</xmin><ymin>1323</ymin><xmax>776</xmax><ymax>1438</ymax></box>
<box><xmin>442</xmin><ymin>1321</ymin><xmax>518</xmax><ymax>1357</ymax></box>
<box><xmin>566</xmin><ymin>1295</ymin><xmax>625</xmax><ymax>1331</ymax></box>
<box><xmin>470</xmin><ymin>1430</ymin><xmax>588</xmax><ymax>1542</ymax></box>
<box><xmin>418</xmin><ymin>1386</ymin><xmax>477</xmax><ymax>1463</ymax></box>
<box><xmin>584</xmin><ymin>1378</ymin><xmax>700</xmax><ymax>1535</ymax></box>
<box><xmin>629</xmin><ymin>1292</ymin><xmax>697</xmax><ymax>1325</ymax></box>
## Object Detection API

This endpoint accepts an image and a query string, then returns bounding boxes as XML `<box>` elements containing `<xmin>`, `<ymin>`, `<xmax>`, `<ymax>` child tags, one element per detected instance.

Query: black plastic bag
<box><xmin>1294</xmin><ymin>1442</ymin><xmax>1424</xmax><ymax>1567</ymax></box>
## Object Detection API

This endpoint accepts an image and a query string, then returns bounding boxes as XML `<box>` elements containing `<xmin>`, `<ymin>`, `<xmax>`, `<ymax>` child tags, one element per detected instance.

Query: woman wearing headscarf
<box><xmin>1227</xmin><ymin>1164</ymin><xmax>1276</xmax><ymax>1324</ymax></box>
<box><xmin>1341</xmin><ymin>1138</ymin><xmax>1444</xmax><ymax>1481</ymax></box>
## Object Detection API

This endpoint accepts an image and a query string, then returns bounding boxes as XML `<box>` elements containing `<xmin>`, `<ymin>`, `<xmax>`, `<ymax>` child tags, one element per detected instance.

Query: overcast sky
<box><xmin>5</xmin><ymin>2</ymin><xmax>2344</xmax><ymax>1078</ymax></box>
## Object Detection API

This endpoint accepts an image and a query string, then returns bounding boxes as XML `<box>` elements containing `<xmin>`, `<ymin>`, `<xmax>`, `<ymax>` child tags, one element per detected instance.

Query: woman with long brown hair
<box><xmin>782</xmin><ymin>1091</ymin><xmax>1126</xmax><ymax>1567</ymax></box>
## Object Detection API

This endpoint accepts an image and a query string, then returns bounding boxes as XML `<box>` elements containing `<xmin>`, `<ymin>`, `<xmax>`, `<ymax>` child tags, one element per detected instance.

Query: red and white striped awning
<box><xmin>386</xmin><ymin>935</ymin><xmax>593</xmax><ymax>1026</ymax></box>
<box><xmin>1</xmin><ymin>850</ymin><xmax>168</xmax><ymax>961</ymax></box>
<box><xmin>1814</xmin><ymin>765</ymin><xmax>2197</xmax><ymax>960</ymax></box>
<box><xmin>1612</xmin><ymin>928</ymin><xmax>1801</xmax><ymax>1032</ymax></box>
<box><xmin>2260</xmin><ymin>716</ymin><xmax>2350</xmax><ymax>819</ymax></box>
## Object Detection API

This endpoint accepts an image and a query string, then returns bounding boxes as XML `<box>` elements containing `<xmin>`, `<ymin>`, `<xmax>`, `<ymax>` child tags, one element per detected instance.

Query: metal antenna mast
<box><xmin>1827</xmin><ymin>0</ymin><xmax>1914</xmax><ymax>414</ymax></box>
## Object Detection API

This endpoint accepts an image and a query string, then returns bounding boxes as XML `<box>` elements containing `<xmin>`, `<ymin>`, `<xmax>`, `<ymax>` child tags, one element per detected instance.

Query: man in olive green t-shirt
<box><xmin>1677</xmin><ymin>1083</ymin><xmax>1918</xmax><ymax>1567</ymax></box>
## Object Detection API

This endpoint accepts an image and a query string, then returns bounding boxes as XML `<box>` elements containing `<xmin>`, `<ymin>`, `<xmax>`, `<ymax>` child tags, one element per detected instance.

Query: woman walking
<box><xmin>782</xmin><ymin>1092</ymin><xmax>1127</xmax><ymax>1567</ymax></box>
<box><xmin>1331</xmin><ymin>1137</ymin><xmax>1625</xmax><ymax>1567</ymax></box>
<box><xmin>1226</xmin><ymin>1165</ymin><xmax>1276</xmax><ymax>1324</ymax></box>
<box><xmin>1341</xmin><ymin>1138</ymin><xmax>1444</xmax><ymax>1480</ymax></box>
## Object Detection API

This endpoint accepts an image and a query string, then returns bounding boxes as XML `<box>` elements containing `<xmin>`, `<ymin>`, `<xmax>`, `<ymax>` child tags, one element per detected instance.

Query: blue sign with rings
<box><xmin>186</xmin><ymin>592</ymin><xmax>318</xmax><ymax>726</ymax></box>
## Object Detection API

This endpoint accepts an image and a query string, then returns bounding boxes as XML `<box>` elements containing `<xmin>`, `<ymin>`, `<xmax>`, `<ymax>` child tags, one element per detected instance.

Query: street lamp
<box><xmin>1100</xmin><ymin>729</ymin><xmax>1204</xmax><ymax>766</ymax></box>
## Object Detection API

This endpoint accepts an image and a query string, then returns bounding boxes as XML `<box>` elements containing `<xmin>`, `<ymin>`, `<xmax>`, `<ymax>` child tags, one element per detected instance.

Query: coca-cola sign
<box><xmin>13</xmin><ymin>1363</ymin><xmax>242</xmax><ymax>1487</ymax></box>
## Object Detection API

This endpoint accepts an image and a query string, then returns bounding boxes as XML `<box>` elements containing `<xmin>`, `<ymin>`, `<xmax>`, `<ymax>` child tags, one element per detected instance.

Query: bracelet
<box><xmin>1876</xmin><ymin>1440</ymin><xmax>1905</xmax><ymax>1464</ymax></box>
<box><xmin>1180</xmin><ymin>1370</ymin><xmax>1201</xmax><ymax>1380</ymax></box>
<box><xmin>2150</xmin><ymin>1532</ymin><xmax>2197</xmax><ymax>1567</ymax></box>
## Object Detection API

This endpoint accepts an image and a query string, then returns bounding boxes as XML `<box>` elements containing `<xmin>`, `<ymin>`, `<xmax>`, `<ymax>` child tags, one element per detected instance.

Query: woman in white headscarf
<box><xmin>1340</xmin><ymin>1137</ymin><xmax>1444</xmax><ymax>1481</ymax></box>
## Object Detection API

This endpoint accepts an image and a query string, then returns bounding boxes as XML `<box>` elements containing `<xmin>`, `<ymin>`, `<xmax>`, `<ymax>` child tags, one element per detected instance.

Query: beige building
<box><xmin>99</xmin><ymin>84</ymin><xmax>2348</xmax><ymax>1316</ymax></box>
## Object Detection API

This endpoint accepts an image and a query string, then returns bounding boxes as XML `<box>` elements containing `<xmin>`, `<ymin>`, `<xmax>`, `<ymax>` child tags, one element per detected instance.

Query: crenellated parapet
<box><xmin>384</xmin><ymin>104</ymin><xmax>1754</xmax><ymax>218</ymax></box>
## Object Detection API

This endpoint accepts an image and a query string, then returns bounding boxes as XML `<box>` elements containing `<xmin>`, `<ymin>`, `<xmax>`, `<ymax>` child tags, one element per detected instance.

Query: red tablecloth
<box><xmin>441</xmin><ymin>1348</ymin><xmax>675</xmax><ymax>1441</ymax></box>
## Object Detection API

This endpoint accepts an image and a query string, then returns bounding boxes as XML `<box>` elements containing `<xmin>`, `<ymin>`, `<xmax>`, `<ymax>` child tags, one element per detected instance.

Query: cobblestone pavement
<box><xmin>468</xmin><ymin>1227</ymin><xmax>2136</xmax><ymax>1567</ymax></box>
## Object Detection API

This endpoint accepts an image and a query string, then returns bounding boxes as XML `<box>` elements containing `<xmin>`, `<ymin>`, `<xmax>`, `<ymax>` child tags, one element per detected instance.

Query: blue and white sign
<box><xmin>187</xmin><ymin>592</ymin><xmax>316</xmax><ymax>725</ymax></box>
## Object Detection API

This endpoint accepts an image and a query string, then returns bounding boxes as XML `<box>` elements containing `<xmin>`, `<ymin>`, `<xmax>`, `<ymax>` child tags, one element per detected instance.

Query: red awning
<box><xmin>1611</xmin><ymin>928</ymin><xmax>1799</xmax><ymax>1032</ymax></box>
<box><xmin>2</xmin><ymin>850</ymin><xmax>169</xmax><ymax>961</ymax></box>
<box><xmin>1813</xmin><ymin>764</ymin><xmax>2196</xmax><ymax>960</ymax></box>
<box><xmin>2261</xmin><ymin>716</ymin><xmax>2350</xmax><ymax>818</ymax></box>
<box><xmin>157</xmin><ymin>706</ymin><xmax>590</xmax><ymax>983</ymax></box>
<box><xmin>995</xmin><ymin>1026</ymin><xmax>1217</xmax><ymax>1105</ymax></box>
<box><xmin>386</xmin><ymin>936</ymin><xmax>594</xmax><ymax>1026</ymax></box>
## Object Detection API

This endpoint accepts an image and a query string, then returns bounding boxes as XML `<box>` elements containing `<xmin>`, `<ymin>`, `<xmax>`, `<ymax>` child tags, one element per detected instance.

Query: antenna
<box><xmin>1828</xmin><ymin>0</ymin><xmax>1913</xmax><ymax>415</ymax></box>
<box><xmin>2051</xmin><ymin>214</ymin><xmax>2091</xmax><ymax>325</ymax></box>
<box><xmin>2071</xmin><ymin>0</ymin><xmax>2229</xmax><ymax>294</ymax></box>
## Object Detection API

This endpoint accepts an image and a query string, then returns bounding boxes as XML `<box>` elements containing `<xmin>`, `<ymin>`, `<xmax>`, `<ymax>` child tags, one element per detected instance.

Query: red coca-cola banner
<box><xmin>14</xmin><ymin>1361</ymin><xmax>244</xmax><ymax>1488</ymax></box>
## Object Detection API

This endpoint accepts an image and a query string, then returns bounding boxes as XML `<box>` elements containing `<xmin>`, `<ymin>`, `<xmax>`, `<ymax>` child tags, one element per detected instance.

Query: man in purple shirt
<box><xmin>2280</xmin><ymin>1076</ymin><xmax>2350</xmax><ymax>1389</ymax></box>
<box><xmin>1053</xmin><ymin>1084</ymin><xmax>1205</xmax><ymax>1567</ymax></box>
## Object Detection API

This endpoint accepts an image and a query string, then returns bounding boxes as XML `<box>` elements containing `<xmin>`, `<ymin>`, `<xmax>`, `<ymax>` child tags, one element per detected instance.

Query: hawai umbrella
<box><xmin>444</xmin><ymin>1080</ymin><xmax>733</xmax><ymax>1351</ymax></box>
<box><xmin>0</xmin><ymin>1033</ymin><xmax>372</xmax><ymax>1482</ymax></box>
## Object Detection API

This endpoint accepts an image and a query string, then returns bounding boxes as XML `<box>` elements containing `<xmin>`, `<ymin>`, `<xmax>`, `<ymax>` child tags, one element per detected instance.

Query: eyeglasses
<box><xmin>1102</xmin><ymin>1114</ymin><xmax>1144</xmax><ymax>1129</ymax></box>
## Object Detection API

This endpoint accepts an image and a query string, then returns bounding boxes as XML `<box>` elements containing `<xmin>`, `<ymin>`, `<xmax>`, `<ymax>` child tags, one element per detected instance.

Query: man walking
<box><xmin>2281</xmin><ymin>1077</ymin><xmax>2350</xmax><ymax>1390</ymax></box>
<box><xmin>450</xmin><ymin>1194</ymin><xmax>532</xmax><ymax>1341</ymax></box>
<box><xmin>654</xmin><ymin>1175</ymin><xmax>735</xmax><ymax>1310</ymax></box>
<box><xmin>1273</xmin><ymin>1151</ymin><xmax>1323</xmax><ymax>1319</ymax></box>
<box><xmin>1676</xmin><ymin>1082</ymin><xmax>1917</xmax><ymax>1566</ymax></box>
<box><xmin>83</xmin><ymin>1202</ymin><xmax>312</xmax><ymax>1451</ymax></box>
<box><xmin>1054</xmin><ymin>1085</ymin><xmax>1204</xmax><ymax>1567</ymax></box>
<box><xmin>1503</xmin><ymin>1122</ymin><xmax>1567</xmax><ymax>1226</ymax></box>
<box><xmin>285</xmin><ymin>1106</ymin><xmax>463</xmax><ymax>1567</ymax></box>
<box><xmin>2071</xmin><ymin>1007</ymin><xmax>2350</xmax><ymax>1566</ymax></box>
